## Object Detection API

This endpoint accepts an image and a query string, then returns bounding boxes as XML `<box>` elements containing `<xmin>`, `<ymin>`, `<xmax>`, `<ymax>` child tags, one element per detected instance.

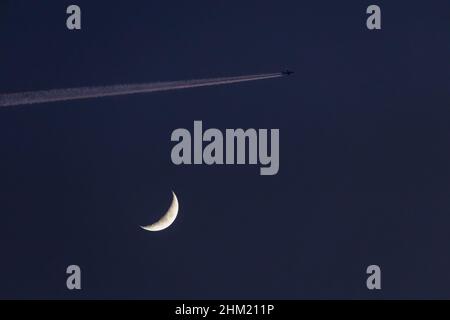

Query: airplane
<box><xmin>281</xmin><ymin>70</ymin><xmax>294</xmax><ymax>76</ymax></box>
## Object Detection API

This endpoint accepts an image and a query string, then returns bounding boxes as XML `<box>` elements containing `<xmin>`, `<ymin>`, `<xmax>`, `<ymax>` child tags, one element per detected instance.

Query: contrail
<box><xmin>0</xmin><ymin>72</ymin><xmax>287</xmax><ymax>108</ymax></box>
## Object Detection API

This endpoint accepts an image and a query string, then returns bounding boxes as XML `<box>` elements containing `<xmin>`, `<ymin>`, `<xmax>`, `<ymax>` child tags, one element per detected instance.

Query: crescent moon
<box><xmin>140</xmin><ymin>191</ymin><xmax>179</xmax><ymax>232</ymax></box>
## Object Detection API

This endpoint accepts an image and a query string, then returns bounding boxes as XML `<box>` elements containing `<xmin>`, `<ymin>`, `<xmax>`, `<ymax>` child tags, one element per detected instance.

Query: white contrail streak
<box><xmin>0</xmin><ymin>72</ymin><xmax>284</xmax><ymax>108</ymax></box>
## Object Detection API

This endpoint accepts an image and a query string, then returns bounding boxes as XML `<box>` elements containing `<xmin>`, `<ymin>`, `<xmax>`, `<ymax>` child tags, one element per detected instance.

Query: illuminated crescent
<box><xmin>140</xmin><ymin>191</ymin><xmax>179</xmax><ymax>232</ymax></box>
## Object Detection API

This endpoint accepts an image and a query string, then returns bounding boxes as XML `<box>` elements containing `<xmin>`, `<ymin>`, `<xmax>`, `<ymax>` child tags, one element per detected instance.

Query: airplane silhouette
<box><xmin>282</xmin><ymin>70</ymin><xmax>294</xmax><ymax>76</ymax></box>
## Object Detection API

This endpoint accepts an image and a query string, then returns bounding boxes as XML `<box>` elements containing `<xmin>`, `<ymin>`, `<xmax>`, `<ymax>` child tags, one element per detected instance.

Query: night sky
<box><xmin>1</xmin><ymin>1</ymin><xmax>450</xmax><ymax>299</ymax></box>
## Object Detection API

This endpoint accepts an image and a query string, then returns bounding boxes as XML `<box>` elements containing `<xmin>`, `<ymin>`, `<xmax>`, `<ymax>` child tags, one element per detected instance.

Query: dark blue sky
<box><xmin>0</xmin><ymin>1</ymin><xmax>450</xmax><ymax>299</ymax></box>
